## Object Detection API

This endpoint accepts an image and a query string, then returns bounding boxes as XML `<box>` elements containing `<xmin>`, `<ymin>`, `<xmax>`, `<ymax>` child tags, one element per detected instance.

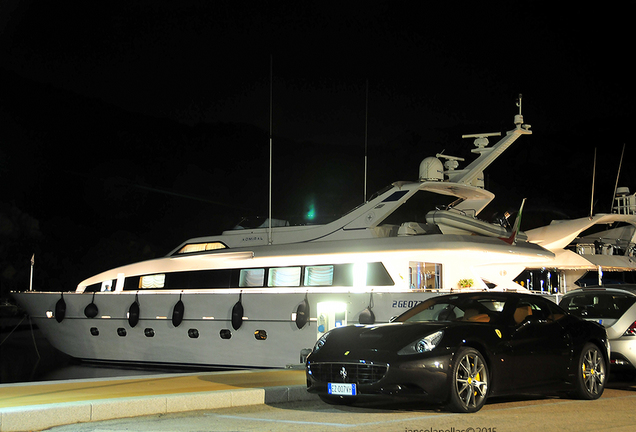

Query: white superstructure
<box><xmin>12</xmin><ymin>98</ymin><xmax>554</xmax><ymax>368</ymax></box>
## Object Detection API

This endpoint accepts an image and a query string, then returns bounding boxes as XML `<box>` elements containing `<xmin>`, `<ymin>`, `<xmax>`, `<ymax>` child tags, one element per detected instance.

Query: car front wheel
<box><xmin>447</xmin><ymin>347</ymin><xmax>489</xmax><ymax>413</ymax></box>
<box><xmin>572</xmin><ymin>343</ymin><xmax>607</xmax><ymax>400</ymax></box>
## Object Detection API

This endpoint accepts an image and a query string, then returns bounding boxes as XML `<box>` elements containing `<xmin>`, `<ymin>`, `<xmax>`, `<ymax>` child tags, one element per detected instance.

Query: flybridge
<box><xmin>173</xmin><ymin>95</ymin><xmax>532</xmax><ymax>250</ymax></box>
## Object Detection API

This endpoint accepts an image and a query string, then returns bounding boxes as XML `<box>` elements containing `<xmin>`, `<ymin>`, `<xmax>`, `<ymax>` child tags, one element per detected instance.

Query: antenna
<box><xmin>515</xmin><ymin>93</ymin><xmax>525</xmax><ymax>126</ymax></box>
<box><xmin>448</xmin><ymin>95</ymin><xmax>531</xmax><ymax>185</ymax></box>
<box><xmin>590</xmin><ymin>147</ymin><xmax>597</xmax><ymax>218</ymax></box>
<box><xmin>29</xmin><ymin>254</ymin><xmax>34</xmax><ymax>291</ymax></box>
<box><xmin>611</xmin><ymin>143</ymin><xmax>626</xmax><ymax>212</ymax></box>
<box><xmin>436</xmin><ymin>152</ymin><xmax>465</xmax><ymax>171</ymax></box>
<box><xmin>268</xmin><ymin>55</ymin><xmax>273</xmax><ymax>245</ymax></box>
<box><xmin>364</xmin><ymin>79</ymin><xmax>369</xmax><ymax>202</ymax></box>
<box><xmin>461</xmin><ymin>132</ymin><xmax>501</xmax><ymax>152</ymax></box>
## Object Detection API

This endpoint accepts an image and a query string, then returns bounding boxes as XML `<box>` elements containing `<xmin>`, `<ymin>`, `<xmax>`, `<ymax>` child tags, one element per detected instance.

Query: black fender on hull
<box><xmin>232</xmin><ymin>292</ymin><xmax>244</xmax><ymax>330</ymax></box>
<box><xmin>358</xmin><ymin>307</ymin><xmax>375</xmax><ymax>325</ymax></box>
<box><xmin>172</xmin><ymin>293</ymin><xmax>185</xmax><ymax>327</ymax></box>
<box><xmin>84</xmin><ymin>292</ymin><xmax>98</xmax><ymax>318</ymax></box>
<box><xmin>55</xmin><ymin>293</ymin><xmax>66</xmax><ymax>323</ymax></box>
<box><xmin>295</xmin><ymin>294</ymin><xmax>310</xmax><ymax>329</ymax></box>
<box><xmin>358</xmin><ymin>293</ymin><xmax>375</xmax><ymax>325</ymax></box>
<box><xmin>128</xmin><ymin>294</ymin><xmax>140</xmax><ymax>327</ymax></box>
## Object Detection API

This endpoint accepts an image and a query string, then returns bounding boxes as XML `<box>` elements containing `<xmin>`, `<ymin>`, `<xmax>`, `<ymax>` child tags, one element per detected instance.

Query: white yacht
<box><xmin>11</xmin><ymin>99</ymin><xmax>553</xmax><ymax>369</ymax></box>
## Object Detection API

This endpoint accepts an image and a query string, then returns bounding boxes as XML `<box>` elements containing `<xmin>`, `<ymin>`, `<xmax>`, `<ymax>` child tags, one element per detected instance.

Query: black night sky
<box><xmin>0</xmin><ymin>1</ymin><xmax>633</xmax><ymax>295</ymax></box>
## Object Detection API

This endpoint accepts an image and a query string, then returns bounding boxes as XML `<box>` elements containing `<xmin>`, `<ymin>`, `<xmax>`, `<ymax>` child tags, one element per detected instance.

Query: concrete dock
<box><xmin>0</xmin><ymin>369</ymin><xmax>312</xmax><ymax>432</ymax></box>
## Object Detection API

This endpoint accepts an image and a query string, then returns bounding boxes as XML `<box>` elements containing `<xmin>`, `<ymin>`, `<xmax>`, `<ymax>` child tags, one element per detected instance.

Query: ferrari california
<box><xmin>306</xmin><ymin>292</ymin><xmax>609</xmax><ymax>413</ymax></box>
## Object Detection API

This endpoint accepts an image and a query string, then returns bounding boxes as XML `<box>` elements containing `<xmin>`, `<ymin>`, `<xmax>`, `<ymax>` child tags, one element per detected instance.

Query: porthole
<box><xmin>188</xmin><ymin>328</ymin><xmax>200</xmax><ymax>339</ymax></box>
<box><xmin>144</xmin><ymin>328</ymin><xmax>155</xmax><ymax>337</ymax></box>
<box><xmin>117</xmin><ymin>327</ymin><xmax>127</xmax><ymax>337</ymax></box>
<box><xmin>90</xmin><ymin>327</ymin><xmax>99</xmax><ymax>336</ymax></box>
<box><xmin>220</xmin><ymin>329</ymin><xmax>232</xmax><ymax>339</ymax></box>
<box><xmin>254</xmin><ymin>330</ymin><xmax>267</xmax><ymax>340</ymax></box>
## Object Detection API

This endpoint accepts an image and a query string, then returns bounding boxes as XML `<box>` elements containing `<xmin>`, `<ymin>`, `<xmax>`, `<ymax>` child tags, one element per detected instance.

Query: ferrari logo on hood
<box><xmin>340</xmin><ymin>367</ymin><xmax>348</xmax><ymax>380</ymax></box>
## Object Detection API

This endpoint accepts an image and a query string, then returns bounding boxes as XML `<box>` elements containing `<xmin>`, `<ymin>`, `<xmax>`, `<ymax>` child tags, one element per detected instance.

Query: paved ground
<box><xmin>0</xmin><ymin>369</ymin><xmax>309</xmax><ymax>431</ymax></box>
<box><xmin>40</xmin><ymin>380</ymin><xmax>636</xmax><ymax>432</ymax></box>
<box><xmin>0</xmin><ymin>369</ymin><xmax>306</xmax><ymax>409</ymax></box>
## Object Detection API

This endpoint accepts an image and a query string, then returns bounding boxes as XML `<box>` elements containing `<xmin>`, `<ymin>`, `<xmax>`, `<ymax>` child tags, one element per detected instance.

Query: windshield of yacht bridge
<box><xmin>380</xmin><ymin>190</ymin><xmax>459</xmax><ymax>226</ymax></box>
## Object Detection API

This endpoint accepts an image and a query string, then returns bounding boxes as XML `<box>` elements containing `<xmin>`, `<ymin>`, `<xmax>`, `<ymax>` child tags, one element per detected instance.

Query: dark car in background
<box><xmin>560</xmin><ymin>286</ymin><xmax>636</xmax><ymax>377</ymax></box>
<box><xmin>306</xmin><ymin>292</ymin><xmax>609</xmax><ymax>413</ymax></box>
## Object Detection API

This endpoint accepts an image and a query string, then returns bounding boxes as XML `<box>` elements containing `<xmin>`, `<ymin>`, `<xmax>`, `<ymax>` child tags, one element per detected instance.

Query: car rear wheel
<box><xmin>572</xmin><ymin>343</ymin><xmax>607</xmax><ymax>400</ymax></box>
<box><xmin>447</xmin><ymin>347</ymin><xmax>489</xmax><ymax>413</ymax></box>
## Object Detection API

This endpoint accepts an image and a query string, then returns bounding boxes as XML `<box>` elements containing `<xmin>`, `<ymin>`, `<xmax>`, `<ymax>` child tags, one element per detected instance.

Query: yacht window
<box><xmin>175</xmin><ymin>242</ymin><xmax>227</xmax><ymax>254</ymax></box>
<box><xmin>409</xmin><ymin>262</ymin><xmax>442</xmax><ymax>290</ymax></box>
<box><xmin>367</xmin><ymin>262</ymin><xmax>394</xmax><ymax>286</ymax></box>
<box><xmin>167</xmin><ymin>269</ymin><xmax>233</xmax><ymax>289</ymax></box>
<box><xmin>239</xmin><ymin>268</ymin><xmax>265</xmax><ymax>287</ymax></box>
<box><xmin>121</xmin><ymin>263</ymin><xmax>393</xmax><ymax>290</ymax></box>
<box><xmin>139</xmin><ymin>274</ymin><xmax>166</xmax><ymax>289</ymax></box>
<box><xmin>381</xmin><ymin>190</ymin><xmax>409</xmax><ymax>202</ymax></box>
<box><xmin>100</xmin><ymin>280</ymin><xmax>115</xmax><ymax>292</ymax></box>
<box><xmin>304</xmin><ymin>265</ymin><xmax>334</xmax><ymax>286</ymax></box>
<box><xmin>331</xmin><ymin>262</ymin><xmax>394</xmax><ymax>287</ymax></box>
<box><xmin>84</xmin><ymin>283</ymin><xmax>102</xmax><ymax>292</ymax></box>
<box><xmin>268</xmin><ymin>267</ymin><xmax>301</xmax><ymax>287</ymax></box>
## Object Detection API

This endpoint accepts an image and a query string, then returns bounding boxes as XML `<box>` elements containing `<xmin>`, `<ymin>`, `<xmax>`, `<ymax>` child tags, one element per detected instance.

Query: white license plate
<box><xmin>328</xmin><ymin>383</ymin><xmax>357</xmax><ymax>396</ymax></box>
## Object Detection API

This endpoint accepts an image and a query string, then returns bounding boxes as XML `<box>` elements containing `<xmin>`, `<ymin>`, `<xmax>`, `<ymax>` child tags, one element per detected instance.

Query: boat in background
<box><xmin>11</xmin><ymin>98</ymin><xmax>553</xmax><ymax>369</ymax></box>
<box><xmin>520</xmin><ymin>187</ymin><xmax>636</xmax><ymax>292</ymax></box>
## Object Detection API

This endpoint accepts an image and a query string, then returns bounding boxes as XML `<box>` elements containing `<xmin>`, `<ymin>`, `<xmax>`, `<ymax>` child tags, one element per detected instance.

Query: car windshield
<box><xmin>560</xmin><ymin>292</ymin><xmax>636</xmax><ymax>319</ymax></box>
<box><xmin>397</xmin><ymin>295</ymin><xmax>507</xmax><ymax>323</ymax></box>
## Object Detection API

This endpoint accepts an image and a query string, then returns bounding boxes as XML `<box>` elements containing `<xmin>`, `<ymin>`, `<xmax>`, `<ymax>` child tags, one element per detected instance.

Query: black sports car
<box><xmin>306</xmin><ymin>292</ymin><xmax>609</xmax><ymax>413</ymax></box>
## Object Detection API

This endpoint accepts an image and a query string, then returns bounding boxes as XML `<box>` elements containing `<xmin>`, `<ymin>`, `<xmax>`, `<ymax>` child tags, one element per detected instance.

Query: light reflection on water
<box><xmin>1</xmin><ymin>319</ymin><xmax>213</xmax><ymax>384</ymax></box>
<box><xmin>36</xmin><ymin>363</ymin><xmax>170</xmax><ymax>382</ymax></box>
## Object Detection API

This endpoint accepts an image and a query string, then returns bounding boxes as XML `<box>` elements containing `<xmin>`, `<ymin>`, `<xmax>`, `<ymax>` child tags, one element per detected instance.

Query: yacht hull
<box><xmin>13</xmin><ymin>290</ymin><xmax>445</xmax><ymax>368</ymax></box>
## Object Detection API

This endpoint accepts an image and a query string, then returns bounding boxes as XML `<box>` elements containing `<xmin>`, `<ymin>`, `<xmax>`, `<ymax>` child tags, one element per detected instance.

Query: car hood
<box><xmin>319</xmin><ymin>322</ymin><xmax>450</xmax><ymax>353</ymax></box>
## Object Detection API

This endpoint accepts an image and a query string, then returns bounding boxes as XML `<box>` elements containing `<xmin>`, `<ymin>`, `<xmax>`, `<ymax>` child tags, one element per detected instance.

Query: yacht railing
<box><xmin>573</xmin><ymin>242</ymin><xmax>636</xmax><ymax>257</ymax></box>
<box><xmin>613</xmin><ymin>189</ymin><xmax>636</xmax><ymax>215</ymax></box>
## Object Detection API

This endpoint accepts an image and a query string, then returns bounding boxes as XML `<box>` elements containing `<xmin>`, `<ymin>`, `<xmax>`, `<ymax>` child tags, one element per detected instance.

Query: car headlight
<box><xmin>397</xmin><ymin>330</ymin><xmax>444</xmax><ymax>355</ymax></box>
<box><xmin>313</xmin><ymin>331</ymin><xmax>331</xmax><ymax>352</ymax></box>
